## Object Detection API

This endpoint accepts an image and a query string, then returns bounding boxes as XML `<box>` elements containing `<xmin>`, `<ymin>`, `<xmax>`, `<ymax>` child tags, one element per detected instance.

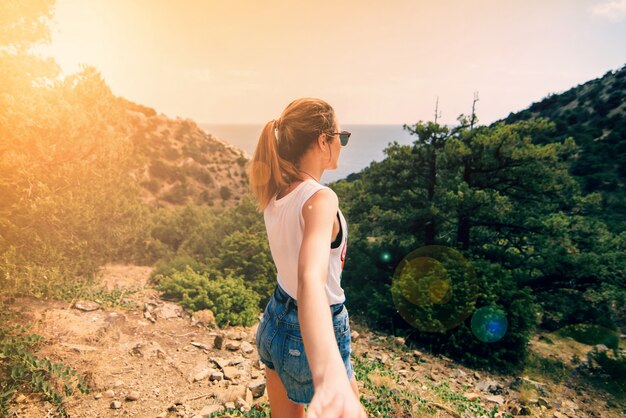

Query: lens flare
<box><xmin>379</xmin><ymin>250</ymin><xmax>392</xmax><ymax>264</ymax></box>
<box><xmin>391</xmin><ymin>245</ymin><xmax>478</xmax><ymax>333</ymax></box>
<box><xmin>471</xmin><ymin>306</ymin><xmax>508</xmax><ymax>343</ymax></box>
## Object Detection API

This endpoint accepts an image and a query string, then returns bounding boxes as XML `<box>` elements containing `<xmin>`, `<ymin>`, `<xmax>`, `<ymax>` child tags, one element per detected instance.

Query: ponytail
<box><xmin>249</xmin><ymin>120</ymin><xmax>298</xmax><ymax>210</ymax></box>
<box><xmin>249</xmin><ymin>98</ymin><xmax>336</xmax><ymax>211</ymax></box>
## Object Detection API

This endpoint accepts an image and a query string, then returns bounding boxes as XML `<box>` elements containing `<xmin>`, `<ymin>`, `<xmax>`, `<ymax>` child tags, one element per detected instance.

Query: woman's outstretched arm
<box><xmin>298</xmin><ymin>188</ymin><xmax>365</xmax><ymax>418</ymax></box>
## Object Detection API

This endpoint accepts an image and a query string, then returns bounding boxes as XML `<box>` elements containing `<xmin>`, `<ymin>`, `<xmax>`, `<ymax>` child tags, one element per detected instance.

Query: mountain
<box><xmin>119</xmin><ymin>99</ymin><xmax>250</xmax><ymax>208</ymax></box>
<box><xmin>499</xmin><ymin>64</ymin><xmax>626</xmax><ymax>231</ymax></box>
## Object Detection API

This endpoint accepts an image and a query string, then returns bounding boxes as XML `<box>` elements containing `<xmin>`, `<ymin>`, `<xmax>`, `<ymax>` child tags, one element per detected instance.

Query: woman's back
<box><xmin>264</xmin><ymin>179</ymin><xmax>347</xmax><ymax>304</ymax></box>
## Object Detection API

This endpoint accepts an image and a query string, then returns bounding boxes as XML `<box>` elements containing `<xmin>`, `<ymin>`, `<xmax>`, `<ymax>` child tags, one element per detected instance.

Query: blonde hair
<box><xmin>249</xmin><ymin>98</ymin><xmax>336</xmax><ymax>210</ymax></box>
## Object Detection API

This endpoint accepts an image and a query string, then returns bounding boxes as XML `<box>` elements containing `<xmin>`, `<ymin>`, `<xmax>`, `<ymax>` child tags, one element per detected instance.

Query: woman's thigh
<box><xmin>265</xmin><ymin>366</ymin><xmax>305</xmax><ymax>418</ymax></box>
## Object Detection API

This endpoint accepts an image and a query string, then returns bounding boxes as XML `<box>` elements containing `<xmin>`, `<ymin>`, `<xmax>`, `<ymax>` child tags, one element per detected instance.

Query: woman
<box><xmin>249</xmin><ymin>98</ymin><xmax>366</xmax><ymax>418</ymax></box>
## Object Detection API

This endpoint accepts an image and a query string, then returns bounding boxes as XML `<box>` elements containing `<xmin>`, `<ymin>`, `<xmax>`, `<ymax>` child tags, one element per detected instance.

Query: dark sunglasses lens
<box><xmin>340</xmin><ymin>132</ymin><xmax>351</xmax><ymax>146</ymax></box>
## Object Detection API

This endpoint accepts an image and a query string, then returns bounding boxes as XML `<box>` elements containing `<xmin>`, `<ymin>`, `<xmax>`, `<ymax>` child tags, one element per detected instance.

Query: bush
<box><xmin>0</xmin><ymin>304</ymin><xmax>90</xmax><ymax>416</ymax></box>
<box><xmin>155</xmin><ymin>267</ymin><xmax>260</xmax><ymax>327</ymax></box>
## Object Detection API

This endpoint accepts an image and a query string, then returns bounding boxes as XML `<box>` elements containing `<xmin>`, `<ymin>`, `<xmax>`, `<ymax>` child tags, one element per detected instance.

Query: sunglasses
<box><xmin>326</xmin><ymin>131</ymin><xmax>352</xmax><ymax>146</ymax></box>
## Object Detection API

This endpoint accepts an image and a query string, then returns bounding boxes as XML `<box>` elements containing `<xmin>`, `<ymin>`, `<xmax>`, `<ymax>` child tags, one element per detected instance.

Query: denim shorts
<box><xmin>255</xmin><ymin>284</ymin><xmax>353</xmax><ymax>404</ymax></box>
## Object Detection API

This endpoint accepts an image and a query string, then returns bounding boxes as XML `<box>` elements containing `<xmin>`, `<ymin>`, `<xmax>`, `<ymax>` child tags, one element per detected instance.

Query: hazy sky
<box><xmin>43</xmin><ymin>0</ymin><xmax>626</xmax><ymax>124</ymax></box>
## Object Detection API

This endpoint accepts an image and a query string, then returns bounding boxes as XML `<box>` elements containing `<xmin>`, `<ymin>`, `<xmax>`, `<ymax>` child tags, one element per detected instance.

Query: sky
<box><xmin>42</xmin><ymin>0</ymin><xmax>626</xmax><ymax>125</ymax></box>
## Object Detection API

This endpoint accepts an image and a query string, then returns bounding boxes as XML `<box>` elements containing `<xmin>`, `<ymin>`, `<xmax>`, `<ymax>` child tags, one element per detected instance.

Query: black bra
<box><xmin>331</xmin><ymin>212</ymin><xmax>343</xmax><ymax>249</ymax></box>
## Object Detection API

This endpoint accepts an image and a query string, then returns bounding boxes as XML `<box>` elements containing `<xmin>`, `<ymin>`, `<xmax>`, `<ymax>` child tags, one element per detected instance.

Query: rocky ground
<box><xmin>1</xmin><ymin>264</ymin><xmax>624</xmax><ymax>417</ymax></box>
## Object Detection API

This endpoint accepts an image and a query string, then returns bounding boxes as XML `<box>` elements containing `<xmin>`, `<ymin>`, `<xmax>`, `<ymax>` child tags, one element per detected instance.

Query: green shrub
<box><xmin>0</xmin><ymin>305</ymin><xmax>90</xmax><ymax>416</ymax></box>
<box><xmin>155</xmin><ymin>267</ymin><xmax>260</xmax><ymax>327</ymax></box>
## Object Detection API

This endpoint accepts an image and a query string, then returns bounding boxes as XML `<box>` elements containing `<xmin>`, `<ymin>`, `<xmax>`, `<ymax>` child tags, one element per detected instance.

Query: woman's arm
<box><xmin>298</xmin><ymin>188</ymin><xmax>365</xmax><ymax>418</ymax></box>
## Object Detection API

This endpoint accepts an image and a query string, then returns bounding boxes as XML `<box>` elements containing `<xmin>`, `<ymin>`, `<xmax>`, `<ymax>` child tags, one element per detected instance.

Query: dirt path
<box><xmin>2</xmin><ymin>264</ymin><xmax>624</xmax><ymax>417</ymax></box>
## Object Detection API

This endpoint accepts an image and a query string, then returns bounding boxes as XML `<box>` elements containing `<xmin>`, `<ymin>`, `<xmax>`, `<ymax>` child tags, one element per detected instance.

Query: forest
<box><xmin>1</xmin><ymin>1</ymin><xmax>624</xmax><ymax>416</ymax></box>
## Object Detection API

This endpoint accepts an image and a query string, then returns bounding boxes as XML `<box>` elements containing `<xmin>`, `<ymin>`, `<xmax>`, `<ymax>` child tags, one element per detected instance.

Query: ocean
<box><xmin>199</xmin><ymin>124</ymin><xmax>416</xmax><ymax>184</ymax></box>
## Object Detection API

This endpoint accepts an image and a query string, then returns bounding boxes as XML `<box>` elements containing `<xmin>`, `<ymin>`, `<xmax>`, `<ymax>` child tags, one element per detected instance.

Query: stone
<box><xmin>192</xmin><ymin>309</ymin><xmax>216</xmax><ymax>327</ymax></box>
<box><xmin>241</xmin><ymin>341</ymin><xmax>254</xmax><ymax>354</ymax></box>
<box><xmin>398</xmin><ymin>369</ymin><xmax>408</xmax><ymax>377</ymax></box>
<box><xmin>103</xmin><ymin>390</ymin><xmax>115</xmax><ymax>398</ymax></box>
<box><xmin>198</xmin><ymin>404</ymin><xmax>224</xmax><ymax>415</ymax></box>
<box><xmin>153</xmin><ymin>302</ymin><xmax>184</xmax><ymax>319</ymax></box>
<box><xmin>248</xmin><ymin>381</ymin><xmax>266</xmax><ymax>399</ymax></box>
<box><xmin>211</xmin><ymin>357</ymin><xmax>229</xmax><ymax>370</ymax></box>
<box><xmin>110</xmin><ymin>401</ymin><xmax>122</xmax><ymax>409</ymax></box>
<box><xmin>225</xmin><ymin>341</ymin><xmax>241</xmax><ymax>351</ymax></box>
<box><xmin>351</xmin><ymin>331</ymin><xmax>360</xmax><ymax>341</ymax></box>
<box><xmin>210</xmin><ymin>371</ymin><xmax>224</xmax><ymax>381</ymax></box>
<box><xmin>244</xmin><ymin>388</ymin><xmax>254</xmax><ymax>404</ymax></box>
<box><xmin>394</xmin><ymin>337</ymin><xmax>406</xmax><ymax>346</ymax></box>
<box><xmin>223</xmin><ymin>366</ymin><xmax>241</xmax><ymax>380</ymax></box>
<box><xmin>224</xmin><ymin>401</ymin><xmax>236</xmax><ymax>410</ymax></box>
<box><xmin>537</xmin><ymin>397</ymin><xmax>550</xmax><ymax>408</ymax></box>
<box><xmin>113</xmin><ymin>380</ymin><xmax>124</xmax><ymax>388</ymax></box>
<box><xmin>235</xmin><ymin>397</ymin><xmax>250</xmax><ymax>411</ymax></box>
<box><xmin>191</xmin><ymin>341</ymin><xmax>209</xmax><ymax>350</ymax></box>
<box><xmin>73</xmin><ymin>300</ymin><xmax>100</xmax><ymax>311</ymax></box>
<box><xmin>465</xmin><ymin>392</ymin><xmax>481</xmax><ymax>401</ymax></box>
<box><xmin>193</xmin><ymin>368</ymin><xmax>212</xmax><ymax>382</ymax></box>
<box><xmin>485</xmin><ymin>395</ymin><xmax>504</xmax><ymax>405</ymax></box>
<box><xmin>213</xmin><ymin>334</ymin><xmax>224</xmax><ymax>350</ymax></box>
<box><xmin>125</xmin><ymin>391</ymin><xmax>140</xmax><ymax>401</ymax></box>
<box><xmin>94</xmin><ymin>393</ymin><xmax>102</xmax><ymax>400</ymax></box>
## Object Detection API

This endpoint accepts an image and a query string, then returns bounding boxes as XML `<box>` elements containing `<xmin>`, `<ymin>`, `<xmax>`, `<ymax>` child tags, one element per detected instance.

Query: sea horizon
<box><xmin>199</xmin><ymin>123</ymin><xmax>417</xmax><ymax>184</ymax></box>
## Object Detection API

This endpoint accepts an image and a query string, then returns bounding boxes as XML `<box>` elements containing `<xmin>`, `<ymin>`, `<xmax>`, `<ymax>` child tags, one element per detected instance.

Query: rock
<box><xmin>153</xmin><ymin>302</ymin><xmax>184</xmax><ymax>319</ymax></box>
<box><xmin>245</xmin><ymin>388</ymin><xmax>254</xmax><ymax>404</ymax></box>
<box><xmin>485</xmin><ymin>395</ymin><xmax>504</xmax><ymax>405</ymax></box>
<box><xmin>125</xmin><ymin>391</ymin><xmax>140</xmax><ymax>401</ymax></box>
<box><xmin>103</xmin><ymin>389</ymin><xmax>115</xmax><ymax>398</ymax></box>
<box><xmin>473</xmin><ymin>371</ymin><xmax>481</xmax><ymax>380</ymax></box>
<box><xmin>476</xmin><ymin>379</ymin><xmax>504</xmax><ymax>395</ymax></box>
<box><xmin>235</xmin><ymin>397</ymin><xmax>250</xmax><ymax>411</ymax></box>
<box><xmin>248</xmin><ymin>381</ymin><xmax>266</xmax><ymax>399</ymax></box>
<box><xmin>229</xmin><ymin>357</ymin><xmax>245</xmax><ymax>366</ymax></box>
<box><xmin>224</xmin><ymin>401</ymin><xmax>236</xmax><ymax>410</ymax></box>
<box><xmin>211</xmin><ymin>357</ymin><xmax>230</xmax><ymax>370</ymax></box>
<box><xmin>156</xmin><ymin>413</ymin><xmax>167</xmax><ymax>418</ymax></box>
<box><xmin>191</xmin><ymin>341</ymin><xmax>209</xmax><ymax>350</ymax></box>
<box><xmin>110</xmin><ymin>401</ymin><xmax>122</xmax><ymax>409</ymax></box>
<box><xmin>223</xmin><ymin>366</ymin><xmax>241</xmax><ymax>380</ymax></box>
<box><xmin>241</xmin><ymin>341</ymin><xmax>254</xmax><ymax>354</ymax></box>
<box><xmin>537</xmin><ymin>397</ymin><xmax>550</xmax><ymax>408</ymax></box>
<box><xmin>394</xmin><ymin>337</ymin><xmax>405</xmax><ymax>346</ymax></box>
<box><xmin>465</xmin><ymin>392</ymin><xmax>481</xmax><ymax>401</ymax></box>
<box><xmin>210</xmin><ymin>371</ymin><xmax>224</xmax><ymax>381</ymax></box>
<box><xmin>229</xmin><ymin>331</ymin><xmax>245</xmax><ymax>340</ymax></box>
<box><xmin>214</xmin><ymin>334</ymin><xmax>224</xmax><ymax>350</ymax></box>
<box><xmin>351</xmin><ymin>331</ymin><xmax>360</xmax><ymax>341</ymax></box>
<box><xmin>380</xmin><ymin>353</ymin><xmax>390</xmax><ymax>364</ymax></box>
<box><xmin>113</xmin><ymin>379</ymin><xmax>124</xmax><ymax>388</ymax></box>
<box><xmin>143</xmin><ymin>309</ymin><xmax>155</xmax><ymax>323</ymax></box>
<box><xmin>94</xmin><ymin>393</ymin><xmax>102</xmax><ymax>400</ymax></box>
<box><xmin>198</xmin><ymin>404</ymin><xmax>224</xmax><ymax>415</ymax></box>
<box><xmin>398</xmin><ymin>369</ymin><xmax>408</xmax><ymax>377</ymax></box>
<box><xmin>593</xmin><ymin>344</ymin><xmax>609</xmax><ymax>354</ymax></box>
<box><xmin>192</xmin><ymin>309</ymin><xmax>216</xmax><ymax>327</ymax></box>
<box><xmin>193</xmin><ymin>368</ymin><xmax>212</xmax><ymax>382</ymax></box>
<box><xmin>225</xmin><ymin>341</ymin><xmax>241</xmax><ymax>351</ymax></box>
<box><xmin>73</xmin><ymin>300</ymin><xmax>100</xmax><ymax>311</ymax></box>
<box><xmin>104</xmin><ymin>312</ymin><xmax>126</xmax><ymax>324</ymax></box>
<box><xmin>410</xmin><ymin>365</ymin><xmax>420</xmax><ymax>371</ymax></box>
<box><xmin>553</xmin><ymin>412</ymin><xmax>568</xmax><ymax>418</ymax></box>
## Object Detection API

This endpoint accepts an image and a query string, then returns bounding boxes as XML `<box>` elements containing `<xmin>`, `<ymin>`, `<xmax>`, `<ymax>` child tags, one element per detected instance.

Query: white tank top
<box><xmin>263</xmin><ymin>179</ymin><xmax>348</xmax><ymax>305</ymax></box>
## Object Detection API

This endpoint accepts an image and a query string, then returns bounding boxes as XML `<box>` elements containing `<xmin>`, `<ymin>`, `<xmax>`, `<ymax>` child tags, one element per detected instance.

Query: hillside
<box><xmin>498</xmin><ymin>64</ymin><xmax>626</xmax><ymax>231</ymax></box>
<box><xmin>119</xmin><ymin>99</ymin><xmax>250</xmax><ymax>208</ymax></box>
<box><xmin>1</xmin><ymin>264</ymin><xmax>623</xmax><ymax>418</ymax></box>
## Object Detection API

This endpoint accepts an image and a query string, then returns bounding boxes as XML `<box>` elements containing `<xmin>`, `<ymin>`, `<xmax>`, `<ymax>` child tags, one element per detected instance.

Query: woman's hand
<box><xmin>306</xmin><ymin>377</ymin><xmax>366</xmax><ymax>418</ymax></box>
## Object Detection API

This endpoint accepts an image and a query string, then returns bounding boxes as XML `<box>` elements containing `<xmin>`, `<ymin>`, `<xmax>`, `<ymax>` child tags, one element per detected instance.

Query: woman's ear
<box><xmin>317</xmin><ymin>132</ymin><xmax>328</xmax><ymax>150</ymax></box>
